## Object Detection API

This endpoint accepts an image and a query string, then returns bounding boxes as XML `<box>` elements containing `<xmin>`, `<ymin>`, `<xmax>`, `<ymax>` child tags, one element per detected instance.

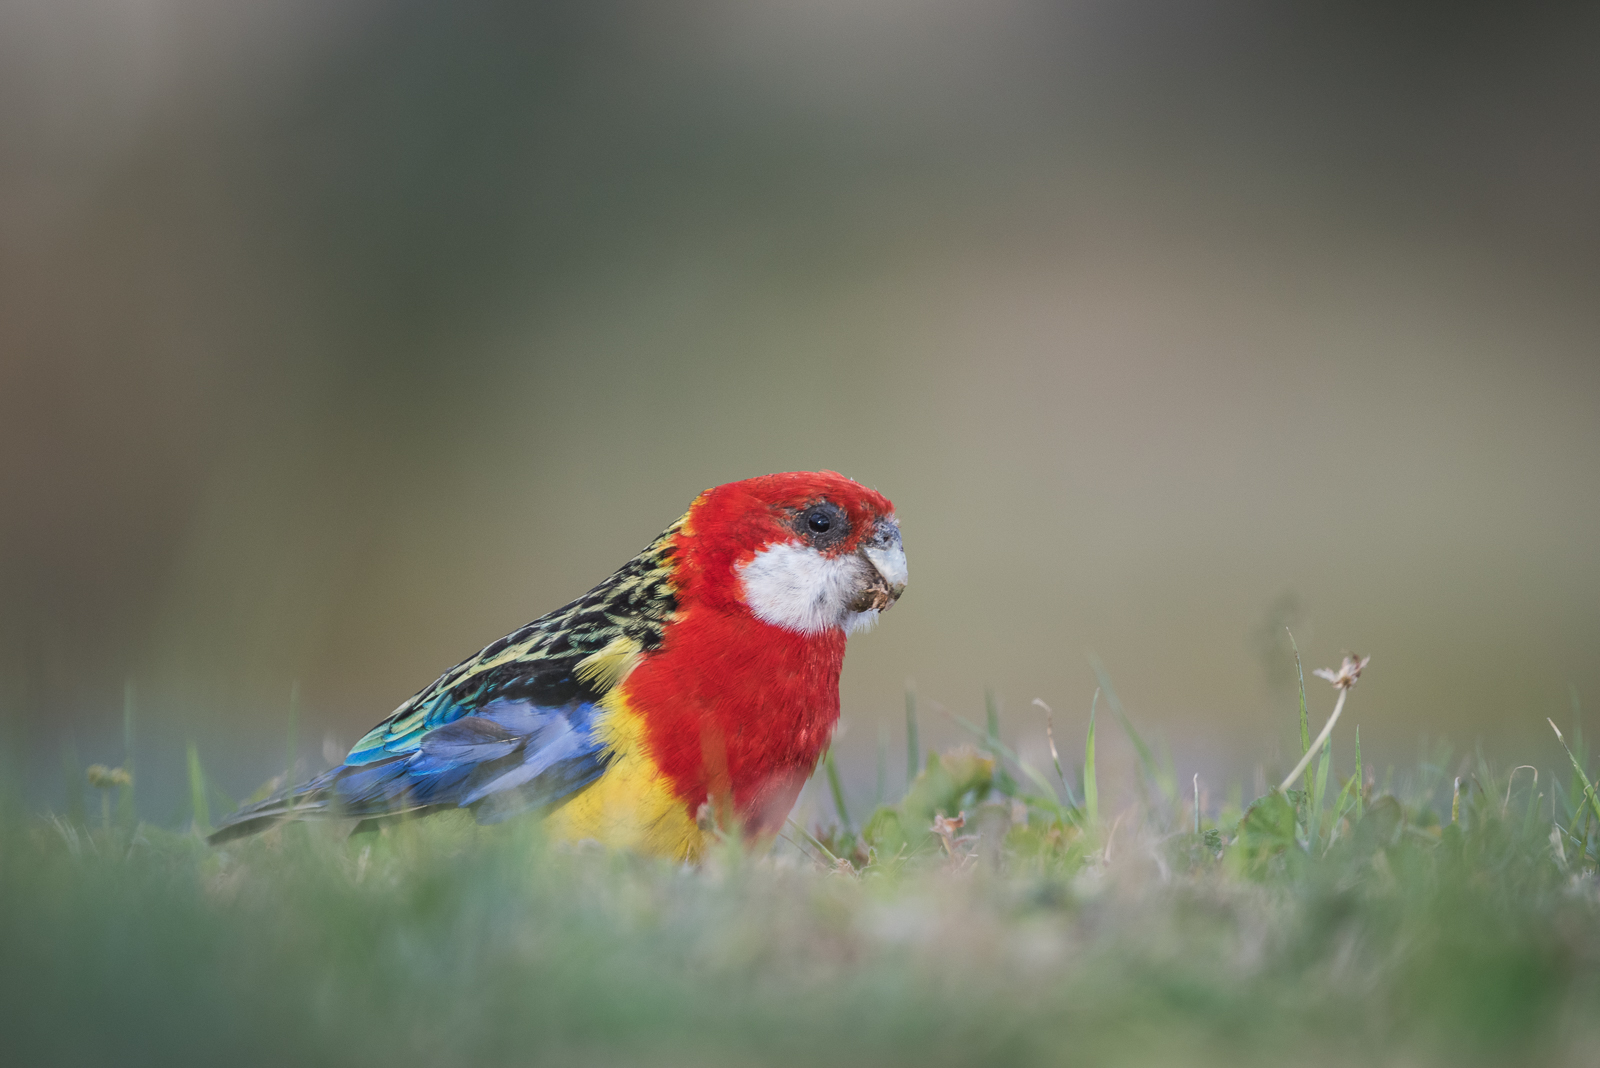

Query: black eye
<box><xmin>792</xmin><ymin>501</ymin><xmax>848</xmax><ymax>547</ymax></box>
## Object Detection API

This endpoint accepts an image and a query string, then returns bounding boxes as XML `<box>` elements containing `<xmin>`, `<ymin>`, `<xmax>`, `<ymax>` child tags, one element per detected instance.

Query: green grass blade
<box><xmin>61</xmin><ymin>742</ymin><xmax>85</xmax><ymax>826</ymax></box>
<box><xmin>1013</xmin><ymin>790</ymin><xmax>1070</xmax><ymax>819</ymax></box>
<box><xmin>824</xmin><ymin>746</ymin><xmax>852</xmax><ymax>832</ymax></box>
<box><xmin>1307</xmin><ymin>738</ymin><xmax>1331</xmax><ymax>847</ymax></box>
<box><xmin>1324</xmin><ymin>772</ymin><xmax>1358</xmax><ymax>853</ymax></box>
<box><xmin>210</xmin><ymin>778</ymin><xmax>237</xmax><ymax>815</ymax></box>
<box><xmin>1084</xmin><ymin>691</ymin><xmax>1099</xmax><ymax>826</ymax></box>
<box><xmin>1193</xmin><ymin>773</ymin><xmax>1201</xmax><ymax>835</ymax></box>
<box><xmin>1333</xmin><ymin>771</ymin><xmax>1358</xmax><ymax>821</ymax></box>
<box><xmin>1549</xmin><ymin>718</ymin><xmax>1600</xmax><ymax>825</ymax></box>
<box><xmin>1017</xmin><ymin>758</ymin><xmax>1068</xmax><ymax>816</ymax></box>
<box><xmin>1522</xmin><ymin>788</ymin><xmax>1544</xmax><ymax>840</ymax></box>
<box><xmin>1572</xmin><ymin>683</ymin><xmax>1586</xmax><ymax>761</ymax></box>
<box><xmin>285</xmin><ymin>681</ymin><xmax>300</xmax><ymax>797</ymax></box>
<box><xmin>118</xmin><ymin>680</ymin><xmax>137</xmax><ymax>827</ymax></box>
<box><xmin>875</xmin><ymin>722</ymin><xmax>888</xmax><ymax>808</ymax></box>
<box><xmin>1501</xmin><ymin>765</ymin><xmax>1536</xmax><ymax>819</ymax></box>
<box><xmin>1286</xmin><ymin>629</ymin><xmax>1309</xmax><ymax>760</ymax></box>
<box><xmin>1569</xmin><ymin>687</ymin><xmax>1587</xmax><ymax>818</ymax></box>
<box><xmin>905</xmin><ymin>684</ymin><xmax>920</xmax><ymax>789</ymax></box>
<box><xmin>981</xmin><ymin>691</ymin><xmax>1017</xmax><ymax>796</ymax></box>
<box><xmin>1354</xmin><ymin>724</ymin><xmax>1364</xmax><ymax>821</ymax></box>
<box><xmin>784</xmin><ymin>818</ymin><xmax>840</xmax><ymax>867</ymax></box>
<box><xmin>186</xmin><ymin>742</ymin><xmax>211</xmax><ymax>836</ymax></box>
<box><xmin>946</xmin><ymin>713</ymin><xmax>1026</xmax><ymax>799</ymax></box>
<box><xmin>1088</xmin><ymin>654</ymin><xmax>1171</xmax><ymax>804</ymax></box>
<box><xmin>1033</xmin><ymin>698</ymin><xmax>1081</xmax><ymax>808</ymax></box>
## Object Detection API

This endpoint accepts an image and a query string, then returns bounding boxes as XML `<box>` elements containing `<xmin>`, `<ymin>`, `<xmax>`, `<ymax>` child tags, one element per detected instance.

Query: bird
<box><xmin>208</xmin><ymin>471</ymin><xmax>906</xmax><ymax>860</ymax></box>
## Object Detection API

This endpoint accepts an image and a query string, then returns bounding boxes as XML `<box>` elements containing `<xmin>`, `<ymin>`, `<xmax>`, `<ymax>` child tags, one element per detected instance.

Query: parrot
<box><xmin>208</xmin><ymin>471</ymin><xmax>906</xmax><ymax>860</ymax></box>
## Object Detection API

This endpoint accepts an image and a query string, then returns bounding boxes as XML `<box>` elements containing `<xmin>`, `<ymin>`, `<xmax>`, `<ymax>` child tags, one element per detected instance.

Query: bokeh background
<box><xmin>3</xmin><ymin>1</ymin><xmax>1598</xmax><ymax>820</ymax></box>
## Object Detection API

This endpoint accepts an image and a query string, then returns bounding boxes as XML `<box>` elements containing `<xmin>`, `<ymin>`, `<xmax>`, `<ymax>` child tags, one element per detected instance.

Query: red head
<box><xmin>620</xmin><ymin>472</ymin><xmax>905</xmax><ymax>842</ymax></box>
<box><xmin>674</xmin><ymin>471</ymin><xmax>906</xmax><ymax>634</ymax></box>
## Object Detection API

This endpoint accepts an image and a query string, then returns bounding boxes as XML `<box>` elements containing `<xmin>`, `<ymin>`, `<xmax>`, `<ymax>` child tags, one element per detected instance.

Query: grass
<box><xmin>3</xmin><ymin>674</ymin><xmax>1599</xmax><ymax>1067</ymax></box>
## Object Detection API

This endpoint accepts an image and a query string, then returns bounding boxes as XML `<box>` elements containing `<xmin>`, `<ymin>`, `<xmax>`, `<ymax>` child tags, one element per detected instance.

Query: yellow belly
<box><xmin>541</xmin><ymin>689</ymin><xmax>705</xmax><ymax>861</ymax></box>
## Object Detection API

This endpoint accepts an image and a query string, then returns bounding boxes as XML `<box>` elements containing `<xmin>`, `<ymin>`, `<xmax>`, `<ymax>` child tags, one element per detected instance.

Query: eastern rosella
<box><xmin>209</xmin><ymin>471</ymin><xmax>906</xmax><ymax>859</ymax></box>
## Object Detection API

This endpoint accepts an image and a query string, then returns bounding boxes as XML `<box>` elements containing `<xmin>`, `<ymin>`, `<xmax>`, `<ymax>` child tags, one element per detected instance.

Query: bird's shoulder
<box><xmin>345</xmin><ymin>519</ymin><xmax>684</xmax><ymax>764</ymax></box>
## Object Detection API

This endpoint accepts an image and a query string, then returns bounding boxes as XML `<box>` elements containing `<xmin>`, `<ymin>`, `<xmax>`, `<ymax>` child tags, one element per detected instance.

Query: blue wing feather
<box><xmin>337</xmin><ymin>699</ymin><xmax>609</xmax><ymax>816</ymax></box>
<box><xmin>215</xmin><ymin>699</ymin><xmax>611</xmax><ymax>837</ymax></box>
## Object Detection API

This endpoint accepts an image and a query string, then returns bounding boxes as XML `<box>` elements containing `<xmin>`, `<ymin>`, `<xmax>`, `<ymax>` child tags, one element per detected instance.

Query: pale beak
<box><xmin>854</xmin><ymin>520</ymin><xmax>907</xmax><ymax>612</ymax></box>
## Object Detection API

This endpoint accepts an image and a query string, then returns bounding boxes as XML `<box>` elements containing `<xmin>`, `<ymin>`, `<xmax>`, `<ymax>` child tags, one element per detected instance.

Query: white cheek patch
<box><xmin>737</xmin><ymin>542</ymin><xmax>879</xmax><ymax>636</ymax></box>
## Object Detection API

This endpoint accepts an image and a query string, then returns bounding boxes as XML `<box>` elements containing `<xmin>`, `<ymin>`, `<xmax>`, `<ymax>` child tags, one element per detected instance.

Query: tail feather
<box><xmin>205</xmin><ymin>760</ymin><xmax>438</xmax><ymax>844</ymax></box>
<box><xmin>206</xmin><ymin>698</ymin><xmax>609</xmax><ymax>844</ymax></box>
<box><xmin>204</xmin><ymin>781</ymin><xmax>335</xmax><ymax>844</ymax></box>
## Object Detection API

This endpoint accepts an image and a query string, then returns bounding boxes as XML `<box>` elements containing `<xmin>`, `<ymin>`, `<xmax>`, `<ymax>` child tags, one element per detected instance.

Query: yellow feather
<box><xmin>573</xmin><ymin>635</ymin><xmax>642</xmax><ymax>694</ymax></box>
<box><xmin>542</xmin><ymin>687</ymin><xmax>704</xmax><ymax>861</ymax></box>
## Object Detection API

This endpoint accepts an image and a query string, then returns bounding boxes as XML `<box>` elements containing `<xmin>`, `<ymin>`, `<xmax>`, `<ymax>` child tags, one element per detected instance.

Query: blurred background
<box><xmin>2</xmin><ymin>1</ymin><xmax>1597</xmax><ymax>820</ymax></box>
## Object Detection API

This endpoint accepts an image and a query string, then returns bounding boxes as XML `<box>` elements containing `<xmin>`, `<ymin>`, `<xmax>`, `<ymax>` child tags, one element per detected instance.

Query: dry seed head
<box><xmin>931</xmin><ymin>811</ymin><xmax>975</xmax><ymax>857</ymax></box>
<box><xmin>86</xmin><ymin>765</ymin><xmax>132</xmax><ymax>789</ymax></box>
<box><xmin>1313</xmin><ymin>653</ymin><xmax>1371</xmax><ymax>690</ymax></box>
